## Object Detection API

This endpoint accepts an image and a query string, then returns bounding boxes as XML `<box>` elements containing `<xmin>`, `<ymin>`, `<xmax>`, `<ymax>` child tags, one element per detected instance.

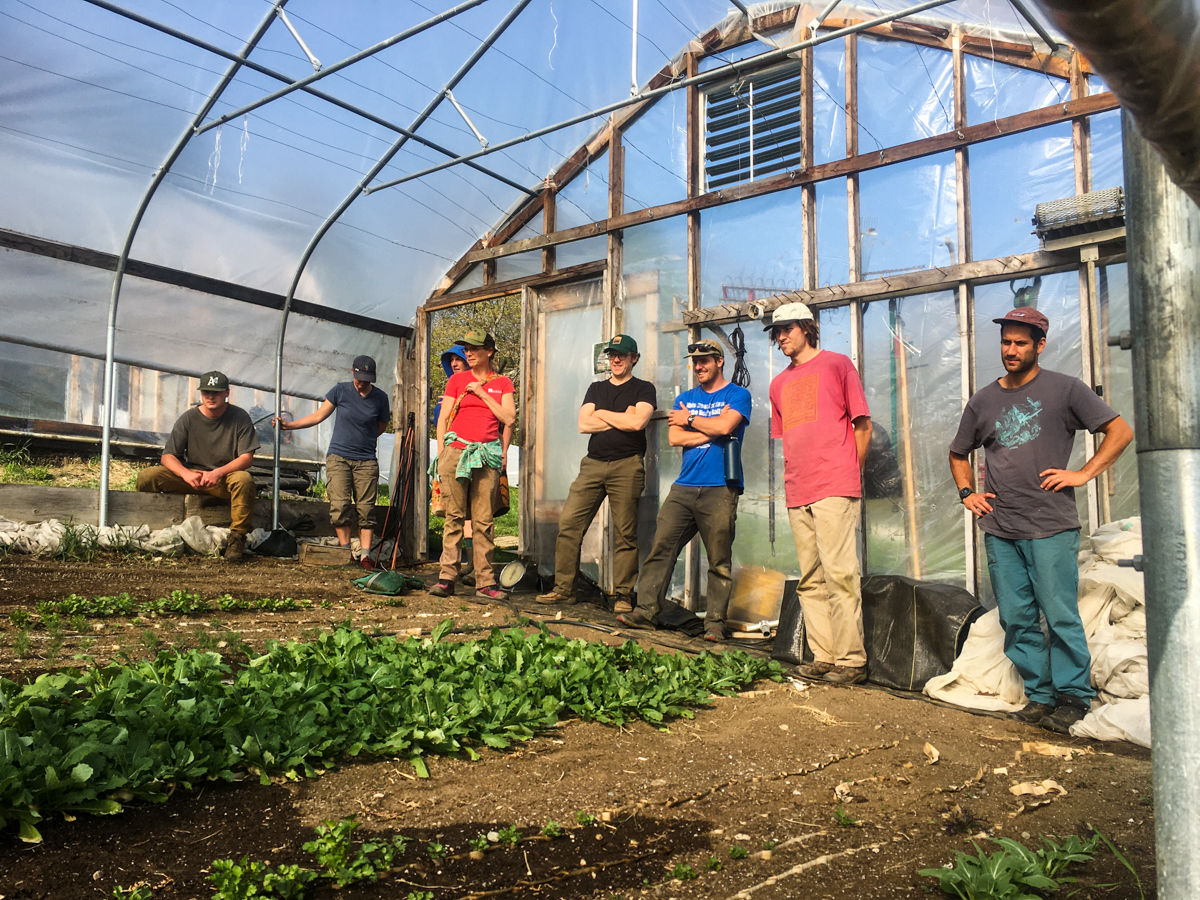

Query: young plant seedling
<box><xmin>497</xmin><ymin>825</ymin><xmax>521</xmax><ymax>847</ymax></box>
<box><xmin>672</xmin><ymin>863</ymin><xmax>697</xmax><ymax>881</ymax></box>
<box><xmin>575</xmin><ymin>811</ymin><xmax>596</xmax><ymax>826</ymax></box>
<box><xmin>541</xmin><ymin>820</ymin><xmax>563</xmax><ymax>838</ymax></box>
<box><xmin>706</xmin><ymin>856</ymin><xmax>723</xmax><ymax>871</ymax></box>
<box><xmin>834</xmin><ymin>805</ymin><xmax>860</xmax><ymax>827</ymax></box>
<box><xmin>729</xmin><ymin>845</ymin><xmax>749</xmax><ymax>859</ymax></box>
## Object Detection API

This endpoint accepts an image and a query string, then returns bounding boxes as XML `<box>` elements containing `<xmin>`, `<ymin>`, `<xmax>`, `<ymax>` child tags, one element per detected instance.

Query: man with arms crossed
<box><xmin>536</xmin><ymin>335</ymin><xmax>656</xmax><ymax>611</ymax></box>
<box><xmin>617</xmin><ymin>340</ymin><xmax>752</xmax><ymax>642</ymax></box>
<box><xmin>137</xmin><ymin>371</ymin><xmax>260</xmax><ymax>562</ymax></box>
<box><xmin>949</xmin><ymin>307</ymin><xmax>1133</xmax><ymax>734</ymax></box>
<box><xmin>767</xmin><ymin>302</ymin><xmax>873</xmax><ymax>685</ymax></box>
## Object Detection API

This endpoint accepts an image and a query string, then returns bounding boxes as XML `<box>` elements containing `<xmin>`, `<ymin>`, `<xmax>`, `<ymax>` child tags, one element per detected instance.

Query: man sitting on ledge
<box><xmin>137</xmin><ymin>370</ymin><xmax>260</xmax><ymax>562</ymax></box>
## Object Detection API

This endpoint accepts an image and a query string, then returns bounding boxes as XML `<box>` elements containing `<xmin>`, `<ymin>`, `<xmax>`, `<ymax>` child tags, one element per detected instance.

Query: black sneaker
<box><xmin>1007</xmin><ymin>701</ymin><xmax>1057</xmax><ymax>724</ymax></box>
<box><xmin>1040</xmin><ymin>696</ymin><xmax>1092</xmax><ymax>734</ymax></box>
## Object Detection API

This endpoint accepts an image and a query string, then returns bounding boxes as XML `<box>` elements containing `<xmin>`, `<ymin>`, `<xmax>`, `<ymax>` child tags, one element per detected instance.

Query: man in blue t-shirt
<box><xmin>278</xmin><ymin>355</ymin><xmax>391</xmax><ymax>569</ymax></box>
<box><xmin>617</xmin><ymin>340</ymin><xmax>752</xmax><ymax>642</ymax></box>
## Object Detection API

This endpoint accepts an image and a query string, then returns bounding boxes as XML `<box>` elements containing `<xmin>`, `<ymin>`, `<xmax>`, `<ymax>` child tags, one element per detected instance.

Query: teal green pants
<box><xmin>985</xmin><ymin>530</ymin><xmax>1094</xmax><ymax>705</ymax></box>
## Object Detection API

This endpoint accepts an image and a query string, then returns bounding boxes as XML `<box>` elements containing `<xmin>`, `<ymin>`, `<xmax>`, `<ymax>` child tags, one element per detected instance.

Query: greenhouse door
<box><xmin>520</xmin><ymin>278</ymin><xmax>607</xmax><ymax>589</ymax></box>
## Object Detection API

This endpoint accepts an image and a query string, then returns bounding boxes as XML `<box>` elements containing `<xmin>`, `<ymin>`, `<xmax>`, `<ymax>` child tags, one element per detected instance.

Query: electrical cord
<box><xmin>730</xmin><ymin>318</ymin><xmax>751</xmax><ymax>389</ymax></box>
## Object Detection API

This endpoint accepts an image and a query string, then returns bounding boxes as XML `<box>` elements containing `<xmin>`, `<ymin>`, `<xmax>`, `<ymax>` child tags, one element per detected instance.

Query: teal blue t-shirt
<box><xmin>674</xmin><ymin>382</ymin><xmax>753</xmax><ymax>489</ymax></box>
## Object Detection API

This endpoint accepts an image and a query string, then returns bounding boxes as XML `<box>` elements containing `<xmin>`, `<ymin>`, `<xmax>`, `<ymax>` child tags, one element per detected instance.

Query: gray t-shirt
<box><xmin>163</xmin><ymin>405</ymin><xmax>261</xmax><ymax>472</ymax></box>
<box><xmin>950</xmin><ymin>369</ymin><xmax>1118</xmax><ymax>540</ymax></box>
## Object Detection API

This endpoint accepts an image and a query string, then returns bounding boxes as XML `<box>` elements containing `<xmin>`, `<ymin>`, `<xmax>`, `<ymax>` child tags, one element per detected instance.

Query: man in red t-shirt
<box><xmin>767</xmin><ymin>302</ymin><xmax>872</xmax><ymax>685</ymax></box>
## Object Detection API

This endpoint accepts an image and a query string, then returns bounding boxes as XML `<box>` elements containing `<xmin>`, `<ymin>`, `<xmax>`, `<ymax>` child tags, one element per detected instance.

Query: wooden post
<box><xmin>414</xmin><ymin>308</ymin><xmax>430</xmax><ymax>558</ymax></box>
<box><xmin>542</xmin><ymin>189</ymin><xmax>557</xmax><ymax>275</ymax></box>
<box><xmin>800</xmin><ymin>30</ymin><xmax>817</xmax><ymax>290</ymax></box>
<box><xmin>953</xmin><ymin>27</ymin><xmax>978</xmax><ymax>593</ymax></box>
<box><xmin>684</xmin><ymin>51</ymin><xmax>702</xmax><ymax>610</ymax></box>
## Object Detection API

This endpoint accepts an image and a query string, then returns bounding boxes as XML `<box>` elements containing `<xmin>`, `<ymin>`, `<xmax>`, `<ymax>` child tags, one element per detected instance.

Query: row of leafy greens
<box><xmin>0</xmin><ymin>621</ymin><xmax>780</xmax><ymax>841</ymax></box>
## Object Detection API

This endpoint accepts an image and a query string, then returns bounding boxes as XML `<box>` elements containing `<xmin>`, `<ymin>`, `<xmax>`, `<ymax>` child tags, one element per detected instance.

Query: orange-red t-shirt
<box><xmin>443</xmin><ymin>371</ymin><xmax>514</xmax><ymax>446</ymax></box>
<box><xmin>769</xmin><ymin>350</ymin><xmax>870</xmax><ymax>507</ymax></box>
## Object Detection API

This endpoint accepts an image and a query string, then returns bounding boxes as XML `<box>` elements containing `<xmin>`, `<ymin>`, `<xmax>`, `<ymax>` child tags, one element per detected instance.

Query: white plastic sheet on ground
<box><xmin>0</xmin><ymin>515</ymin><xmax>243</xmax><ymax>557</ymax></box>
<box><xmin>925</xmin><ymin>518</ymin><xmax>1150</xmax><ymax>747</ymax></box>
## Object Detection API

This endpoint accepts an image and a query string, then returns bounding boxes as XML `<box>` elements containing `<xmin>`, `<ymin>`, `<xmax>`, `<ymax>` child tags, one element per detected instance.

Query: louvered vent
<box><xmin>705</xmin><ymin>62</ymin><xmax>804</xmax><ymax>191</ymax></box>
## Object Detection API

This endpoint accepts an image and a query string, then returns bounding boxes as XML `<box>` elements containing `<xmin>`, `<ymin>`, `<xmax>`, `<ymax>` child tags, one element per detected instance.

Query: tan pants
<box><xmin>325</xmin><ymin>454</ymin><xmax>379</xmax><ymax>530</ymax></box>
<box><xmin>136</xmin><ymin>466</ymin><xmax>256</xmax><ymax>535</ymax></box>
<box><xmin>788</xmin><ymin>497</ymin><xmax>866</xmax><ymax>667</ymax></box>
<box><xmin>437</xmin><ymin>445</ymin><xmax>499</xmax><ymax>588</ymax></box>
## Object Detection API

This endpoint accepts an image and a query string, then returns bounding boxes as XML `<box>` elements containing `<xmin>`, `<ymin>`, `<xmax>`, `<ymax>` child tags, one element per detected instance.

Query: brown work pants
<box><xmin>437</xmin><ymin>445</ymin><xmax>499</xmax><ymax>589</ymax></box>
<box><xmin>136</xmin><ymin>466</ymin><xmax>256</xmax><ymax>535</ymax></box>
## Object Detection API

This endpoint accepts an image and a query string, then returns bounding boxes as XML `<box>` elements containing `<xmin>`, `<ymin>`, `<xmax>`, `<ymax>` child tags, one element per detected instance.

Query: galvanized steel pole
<box><xmin>96</xmin><ymin>3</ymin><xmax>282</xmax><ymax>527</ymax></box>
<box><xmin>270</xmin><ymin>0</ymin><xmax>533</xmax><ymax>530</ymax></box>
<box><xmin>1124</xmin><ymin>111</ymin><xmax>1200</xmax><ymax>899</ymax></box>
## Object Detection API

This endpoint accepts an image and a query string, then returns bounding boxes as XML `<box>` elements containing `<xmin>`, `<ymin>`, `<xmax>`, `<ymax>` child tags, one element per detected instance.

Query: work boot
<box><xmin>224</xmin><ymin>533</ymin><xmax>246</xmax><ymax>563</ymax></box>
<box><xmin>1007</xmin><ymin>701</ymin><xmax>1057</xmax><ymax>724</ymax></box>
<box><xmin>1040</xmin><ymin>696</ymin><xmax>1092</xmax><ymax>734</ymax></box>
<box><xmin>610</xmin><ymin>596</ymin><xmax>634</xmax><ymax>614</ymax></box>
<box><xmin>536</xmin><ymin>590</ymin><xmax>575</xmax><ymax>606</ymax></box>
<box><xmin>824</xmin><ymin>665</ymin><xmax>867</xmax><ymax>685</ymax></box>
<box><xmin>797</xmin><ymin>660</ymin><xmax>836</xmax><ymax>681</ymax></box>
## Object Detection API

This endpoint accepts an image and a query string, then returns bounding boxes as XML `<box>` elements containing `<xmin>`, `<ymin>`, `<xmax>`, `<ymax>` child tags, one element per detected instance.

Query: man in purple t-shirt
<box><xmin>949</xmin><ymin>307</ymin><xmax>1132</xmax><ymax>734</ymax></box>
<box><xmin>767</xmin><ymin>302</ymin><xmax>873</xmax><ymax>686</ymax></box>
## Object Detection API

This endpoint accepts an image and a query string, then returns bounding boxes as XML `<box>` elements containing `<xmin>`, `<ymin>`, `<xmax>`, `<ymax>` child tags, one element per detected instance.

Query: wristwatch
<box><xmin>958</xmin><ymin>486</ymin><xmax>974</xmax><ymax>501</ymax></box>
<box><xmin>687</xmin><ymin>414</ymin><xmax>696</xmax><ymax>427</ymax></box>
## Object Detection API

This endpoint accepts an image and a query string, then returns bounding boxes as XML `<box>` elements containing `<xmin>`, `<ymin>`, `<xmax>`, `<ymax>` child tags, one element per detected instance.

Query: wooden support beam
<box><xmin>682</xmin><ymin>243</ymin><xmax>1126</xmax><ymax>326</ymax></box>
<box><xmin>607</xmin><ymin>121</ymin><xmax>624</xmax><ymax>337</ymax></box>
<box><xmin>463</xmin><ymin>92</ymin><xmax>1118</xmax><ymax>265</ymax></box>
<box><xmin>422</xmin><ymin>260</ymin><xmax>607</xmax><ymax>311</ymax></box>
<box><xmin>800</xmin><ymin>30</ymin><xmax>817</xmax><ymax>291</ymax></box>
<box><xmin>542</xmin><ymin>190</ymin><xmax>557</xmax><ymax>274</ymax></box>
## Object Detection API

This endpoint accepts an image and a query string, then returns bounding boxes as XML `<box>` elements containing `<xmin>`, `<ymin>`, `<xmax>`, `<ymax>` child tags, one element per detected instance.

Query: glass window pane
<box><xmin>859</xmin><ymin>153</ymin><xmax>957</xmax><ymax>276</ymax></box>
<box><xmin>700</xmin><ymin>190</ymin><xmax>805</xmax><ymax>306</ymax></box>
<box><xmin>970</xmin><ymin>124</ymin><xmax>1074</xmax><ymax>261</ymax></box>
<box><xmin>622</xmin><ymin>93</ymin><xmax>687</xmax><ymax>210</ymax></box>
<box><xmin>861</xmin><ymin>292</ymin><xmax>966</xmax><ymax>587</ymax></box>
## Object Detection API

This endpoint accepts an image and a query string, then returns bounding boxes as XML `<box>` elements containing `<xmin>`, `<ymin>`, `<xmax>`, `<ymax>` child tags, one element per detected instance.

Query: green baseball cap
<box><xmin>603</xmin><ymin>334</ymin><xmax>638</xmax><ymax>355</ymax></box>
<box><xmin>199</xmin><ymin>371</ymin><xmax>229</xmax><ymax>391</ymax></box>
<box><xmin>455</xmin><ymin>330</ymin><xmax>496</xmax><ymax>349</ymax></box>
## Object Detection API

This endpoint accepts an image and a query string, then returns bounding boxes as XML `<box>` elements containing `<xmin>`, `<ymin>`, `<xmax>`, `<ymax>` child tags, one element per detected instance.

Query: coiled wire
<box><xmin>729</xmin><ymin>319</ymin><xmax>751</xmax><ymax>388</ymax></box>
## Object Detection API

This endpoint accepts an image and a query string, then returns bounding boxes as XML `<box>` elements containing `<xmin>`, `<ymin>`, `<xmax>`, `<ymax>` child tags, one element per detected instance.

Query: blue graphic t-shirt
<box><xmin>674</xmin><ymin>382</ymin><xmax>753</xmax><ymax>490</ymax></box>
<box><xmin>950</xmin><ymin>369</ymin><xmax>1118</xmax><ymax>540</ymax></box>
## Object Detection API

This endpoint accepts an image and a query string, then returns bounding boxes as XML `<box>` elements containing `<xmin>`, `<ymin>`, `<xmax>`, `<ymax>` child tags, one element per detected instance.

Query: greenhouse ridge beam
<box><xmin>79</xmin><ymin>0</ymin><xmax>535</xmax><ymax>198</ymax></box>
<box><xmin>271</xmin><ymin>0</ymin><xmax>532</xmax><ymax>529</ymax></box>
<box><xmin>193</xmin><ymin>0</ymin><xmax>489</xmax><ymax>136</ymax></box>
<box><xmin>364</xmin><ymin>0</ymin><xmax>959</xmax><ymax>195</ymax></box>
<box><xmin>97</xmin><ymin>3</ymin><xmax>280</xmax><ymax>527</ymax></box>
<box><xmin>0</xmin><ymin>229</ymin><xmax>411</xmax><ymax>340</ymax></box>
<box><xmin>461</xmin><ymin>91</ymin><xmax>1118</xmax><ymax>263</ymax></box>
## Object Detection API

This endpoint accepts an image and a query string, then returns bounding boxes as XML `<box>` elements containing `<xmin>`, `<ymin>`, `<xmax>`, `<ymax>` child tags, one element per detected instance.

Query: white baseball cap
<box><xmin>763</xmin><ymin>301</ymin><xmax>815</xmax><ymax>331</ymax></box>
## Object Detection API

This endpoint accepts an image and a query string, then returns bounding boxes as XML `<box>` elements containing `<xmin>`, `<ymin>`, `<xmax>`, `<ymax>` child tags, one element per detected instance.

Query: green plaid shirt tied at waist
<box><xmin>441</xmin><ymin>432</ymin><xmax>504</xmax><ymax>479</ymax></box>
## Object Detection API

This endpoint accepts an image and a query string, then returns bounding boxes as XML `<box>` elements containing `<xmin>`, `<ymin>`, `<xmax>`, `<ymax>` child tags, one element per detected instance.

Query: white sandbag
<box><xmin>923</xmin><ymin>608</ymin><xmax>1027</xmax><ymax>712</ymax></box>
<box><xmin>1071</xmin><ymin>695</ymin><xmax>1151</xmax><ymax>748</ymax></box>
<box><xmin>1090</xmin><ymin>632</ymin><xmax>1149</xmax><ymax>699</ymax></box>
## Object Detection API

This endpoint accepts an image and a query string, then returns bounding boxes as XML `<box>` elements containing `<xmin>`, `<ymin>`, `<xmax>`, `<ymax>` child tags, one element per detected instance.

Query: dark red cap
<box><xmin>993</xmin><ymin>306</ymin><xmax>1049</xmax><ymax>334</ymax></box>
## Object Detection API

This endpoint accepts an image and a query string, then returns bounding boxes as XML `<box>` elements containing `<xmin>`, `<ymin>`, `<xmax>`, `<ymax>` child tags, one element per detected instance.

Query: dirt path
<box><xmin>0</xmin><ymin>554</ymin><xmax>1156</xmax><ymax>899</ymax></box>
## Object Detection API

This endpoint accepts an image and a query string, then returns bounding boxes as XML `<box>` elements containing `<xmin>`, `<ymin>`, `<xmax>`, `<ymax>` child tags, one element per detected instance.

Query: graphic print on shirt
<box><xmin>781</xmin><ymin>373</ymin><xmax>819</xmax><ymax>431</ymax></box>
<box><xmin>686</xmin><ymin>395</ymin><xmax>732</xmax><ymax>441</ymax></box>
<box><xmin>995</xmin><ymin>398</ymin><xmax>1042</xmax><ymax>448</ymax></box>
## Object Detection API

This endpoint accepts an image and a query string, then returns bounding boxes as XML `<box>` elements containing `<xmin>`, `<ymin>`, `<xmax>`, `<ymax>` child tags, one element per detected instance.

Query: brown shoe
<box><xmin>611</xmin><ymin>596</ymin><xmax>634</xmax><ymax>614</ymax></box>
<box><xmin>824</xmin><ymin>665</ymin><xmax>867</xmax><ymax>685</ymax></box>
<box><xmin>224</xmin><ymin>533</ymin><xmax>246</xmax><ymax>563</ymax></box>
<box><xmin>798</xmin><ymin>660</ymin><xmax>836</xmax><ymax>680</ymax></box>
<box><xmin>536</xmin><ymin>591</ymin><xmax>575</xmax><ymax>606</ymax></box>
<box><xmin>616</xmin><ymin>611</ymin><xmax>655</xmax><ymax>630</ymax></box>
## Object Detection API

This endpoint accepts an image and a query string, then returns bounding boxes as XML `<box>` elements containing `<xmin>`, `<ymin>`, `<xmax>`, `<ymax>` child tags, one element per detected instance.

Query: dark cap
<box><xmin>352</xmin><ymin>355</ymin><xmax>377</xmax><ymax>383</ymax></box>
<box><xmin>603</xmin><ymin>334</ymin><xmax>639</xmax><ymax>355</ymax></box>
<box><xmin>993</xmin><ymin>306</ymin><xmax>1049</xmax><ymax>334</ymax></box>
<box><xmin>455</xmin><ymin>330</ymin><xmax>496</xmax><ymax>349</ymax></box>
<box><xmin>685</xmin><ymin>340</ymin><xmax>724</xmax><ymax>360</ymax></box>
<box><xmin>199</xmin><ymin>371</ymin><xmax>229</xmax><ymax>391</ymax></box>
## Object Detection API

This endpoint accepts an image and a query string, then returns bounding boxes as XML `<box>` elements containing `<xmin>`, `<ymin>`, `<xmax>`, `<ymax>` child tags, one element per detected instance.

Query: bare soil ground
<box><xmin>0</xmin><ymin>553</ymin><xmax>1156</xmax><ymax>899</ymax></box>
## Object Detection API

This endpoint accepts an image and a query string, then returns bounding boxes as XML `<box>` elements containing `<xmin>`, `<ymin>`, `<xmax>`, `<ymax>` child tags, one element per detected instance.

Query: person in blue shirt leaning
<box><xmin>277</xmin><ymin>355</ymin><xmax>391</xmax><ymax>569</ymax></box>
<box><xmin>617</xmin><ymin>340</ymin><xmax>752</xmax><ymax>642</ymax></box>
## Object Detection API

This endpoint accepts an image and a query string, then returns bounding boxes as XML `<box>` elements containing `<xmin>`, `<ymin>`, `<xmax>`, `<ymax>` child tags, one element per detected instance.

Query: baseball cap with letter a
<box><xmin>199</xmin><ymin>371</ymin><xmax>229</xmax><ymax>391</ymax></box>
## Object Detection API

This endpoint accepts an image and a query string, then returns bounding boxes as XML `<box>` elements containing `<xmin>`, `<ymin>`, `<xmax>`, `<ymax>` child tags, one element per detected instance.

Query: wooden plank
<box><xmin>0</xmin><ymin>229</ymin><xmax>412</xmax><ymax>339</ymax></box>
<box><xmin>800</xmin><ymin>32</ymin><xmax>817</xmax><ymax>291</ymax></box>
<box><xmin>542</xmin><ymin>190</ymin><xmax>556</xmax><ymax>274</ymax></box>
<box><xmin>682</xmin><ymin>244</ymin><xmax>1127</xmax><ymax>326</ymax></box>
<box><xmin>299</xmin><ymin>543</ymin><xmax>352</xmax><ymax>566</ymax></box>
<box><xmin>423</xmin><ymin>260</ymin><xmax>607</xmax><ymax>311</ymax></box>
<box><xmin>466</xmin><ymin>92</ymin><xmax>1120</xmax><ymax>264</ymax></box>
<box><xmin>607</xmin><ymin>121</ymin><xmax>624</xmax><ymax>340</ymax></box>
<box><xmin>953</xmin><ymin>29</ymin><xmax>973</xmax><ymax>266</ymax></box>
<box><xmin>1071</xmin><ymin>51</ymin><xmax>1092</xmax><ymax>195</ymax></box>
